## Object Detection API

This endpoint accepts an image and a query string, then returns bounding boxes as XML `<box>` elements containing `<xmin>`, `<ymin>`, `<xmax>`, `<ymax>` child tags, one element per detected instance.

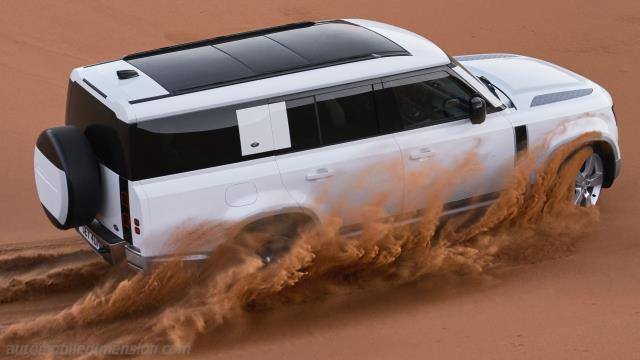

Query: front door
<box><xmin>376</xmin><ymin>69</ymin><xmax>515</xmax><ymax>214</ymax></box>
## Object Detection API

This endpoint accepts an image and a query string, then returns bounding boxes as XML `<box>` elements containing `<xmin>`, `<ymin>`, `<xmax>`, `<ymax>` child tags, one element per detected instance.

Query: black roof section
<box><xmin>124</xmin><ymin>21</ymin><xmax>409</xmax><ymax>101</ymax></box>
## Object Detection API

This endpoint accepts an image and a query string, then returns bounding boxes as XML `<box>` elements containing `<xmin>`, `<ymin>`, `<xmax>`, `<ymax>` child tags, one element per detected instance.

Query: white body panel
<box><xmin>461</xmin><ymin>55</ymin><xmax>593</xmax><ymax>110</ymax></box>
<box><xmin>276</xmin><ymin>134</ymin><xmax>404</xmax><ymax>226</ymax></box>
<box><xmin>95</xmin><ymin>165</ymin><xmax>124</xmax><ymax>238</ymax></box>
<box><xmin>269</xmin><ymin>102</ymin><xmax>292</xmax><ymax>150</ymax></box>
<box><xmin>130</xmin><ymin>157</ymin><xmax>297</xmax><ymax>257</ymax></box>
<box><xmin>237</xmin><ymin>105</ymin><xmax>276</xmax><ymax>155</ymax></box>
<box><xmin>236</xmin><ymin>102</ymin><xmax>293</xmax><ymax>156</ymax></box>
<box><xmin>460</xmin><ymin>55</ymin><xmax>620</xmax><ymax>160</ymax></box>
<box><xmin>34</xmin><ymin>148</ymin><xmax>68</xmax><ymax>224</ymax></box>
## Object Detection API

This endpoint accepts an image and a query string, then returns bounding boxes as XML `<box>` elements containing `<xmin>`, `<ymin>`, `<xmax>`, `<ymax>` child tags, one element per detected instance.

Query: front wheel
<box><xmin>573</xmin><ymin>152</ymin><xmax>604</xmax><ymax>207</ymax></box>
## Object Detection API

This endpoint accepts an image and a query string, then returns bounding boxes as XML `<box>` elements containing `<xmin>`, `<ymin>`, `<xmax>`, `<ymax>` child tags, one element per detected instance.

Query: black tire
<box><xmin>36</xmin><ymin>126</ymin><xmax>101</xmax><ymax>229</ymax></box>
<box><xmin>238</xmin><ymin>214</ymin><xmax>313</xmax><ymax>265</ymax></box>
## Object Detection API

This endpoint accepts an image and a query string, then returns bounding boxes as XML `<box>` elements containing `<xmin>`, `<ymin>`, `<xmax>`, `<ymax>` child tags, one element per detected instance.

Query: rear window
<box><xmin>66</xmin><ymin>80</ymin><xmax>251</xmax><ymax>180</ymax></box>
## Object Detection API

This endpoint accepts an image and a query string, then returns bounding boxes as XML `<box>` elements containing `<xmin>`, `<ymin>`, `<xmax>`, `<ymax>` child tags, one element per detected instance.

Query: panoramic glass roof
<box><xmin>125</xmin><ymin>21</ymin><xmax>408</xmax><ymax>95</ymax></box>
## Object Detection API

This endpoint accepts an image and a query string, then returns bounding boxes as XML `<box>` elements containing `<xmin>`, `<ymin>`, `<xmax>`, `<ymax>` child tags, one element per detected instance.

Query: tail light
<box><xmin>119</xmin><ymin>179</ymin><xmax>132</xmax><ymax>243</ymax></box>
<box><xmin>134</xmin><ymin>218</ymin><xmax>141</xmax><ymax>235</ymax></box>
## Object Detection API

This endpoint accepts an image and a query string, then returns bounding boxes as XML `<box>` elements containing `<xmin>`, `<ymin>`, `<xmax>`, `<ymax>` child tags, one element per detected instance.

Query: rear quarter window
<box><xmin>65</xmin><ymin>81</ymin><xmax>132</xmax><ymax>178</ymax></box>
<box><xmin>132</xmin><ymin>106</ymin><xmax>243</xmax><ymax>180</ymax></box>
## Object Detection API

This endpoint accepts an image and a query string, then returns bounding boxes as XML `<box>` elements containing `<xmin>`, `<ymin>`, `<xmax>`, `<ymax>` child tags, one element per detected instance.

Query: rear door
<box><xmin>275</xmin><ymin>84</ymin><xmax>403</xmax><ymax>227</ymax></box>
<box><xmin>377</xmin><ymin>69</ymin><xmax>515</xmax><ymax>214</ymax></box>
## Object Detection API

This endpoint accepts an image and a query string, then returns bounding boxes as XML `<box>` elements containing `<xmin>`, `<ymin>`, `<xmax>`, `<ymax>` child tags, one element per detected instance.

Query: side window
<box><xmin>286</xmin><ymin>97</ymin><xmax>321</xmax><ymax>150</ymax></box>
<box><xmin>315</xmin><ymin>85</ymin><xmax>378</xmax><ymax>145</ymax></box>
<box><xmin>133</xmin><ymin>105</ymin><xmax>242</xmax><ymax>180</ymax></box>
<box><xmin>379</xmin><ymin>72</ymin><xmax>475</xmax><ymax>130</ymax></box>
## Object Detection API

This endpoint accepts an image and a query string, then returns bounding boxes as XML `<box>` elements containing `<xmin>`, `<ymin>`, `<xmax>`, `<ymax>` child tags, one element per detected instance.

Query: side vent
<box><xmin>530</xmin><ymin>88</ymin><xmax>593</xmax><ymax>107</ymax></box>
<box><xmin>515</xmin><ymin>125</ymin><xmax>528</xmax><ymax>162</ymax></box>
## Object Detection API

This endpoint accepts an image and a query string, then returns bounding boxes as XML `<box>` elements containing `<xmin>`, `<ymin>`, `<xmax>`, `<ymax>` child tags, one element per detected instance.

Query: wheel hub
<box><xmin>573</xmin><ymin>153</ymin><xmax>604</xmax><ymax>207</ymax></box>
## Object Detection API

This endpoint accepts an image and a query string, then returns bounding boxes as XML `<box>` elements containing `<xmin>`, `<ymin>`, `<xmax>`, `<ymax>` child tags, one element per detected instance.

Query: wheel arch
<box><xmin>544</xmin><ymin>135</ymin><xmax>618</xmax><ymax>188</ymax></box>
<box><xmin>230</xmin><ymin>207</ymin><xmax>320</xmax><ymax>239</ymax></box>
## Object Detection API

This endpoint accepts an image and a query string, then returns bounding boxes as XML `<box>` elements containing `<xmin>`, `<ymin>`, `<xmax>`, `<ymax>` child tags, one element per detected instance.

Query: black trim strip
<box><xmin>442</xmin><ymin>191</ymin><xmax>501</xmax><ymax>211</ymax></box>
<box><xmin>119</xmin><ymin>177</ymin><xmax>132</xmax><ymax>244</ymax></box>
<box><xmin>444</xmin><ymin>62</ymin><xmax>506</xmax><ymax>114</ymax></box>
<box><xmin>339</xmin><ymin>191</ymin><xmax>502</xmax><ymax>235</ymax></box>
<box><xmin>515</xmin><ymin>125</ymin><xmax>528</xmax><ymax>161</ymax></box>
<box><xmin>82</xmin><ymin>78</ymin><xmax>107</xmax><ymax>98</ymax></box>
<box><xmin>129</xmin><ymin>94</ymin><xmax>172</xmax><ymax>104</ymax></box>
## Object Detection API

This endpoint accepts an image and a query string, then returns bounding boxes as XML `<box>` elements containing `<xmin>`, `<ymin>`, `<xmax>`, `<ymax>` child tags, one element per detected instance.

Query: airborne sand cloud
<box><xmin>0</xmin><ymin>133</ymin><xmax>600</xmax><ymax>357</ymax></box>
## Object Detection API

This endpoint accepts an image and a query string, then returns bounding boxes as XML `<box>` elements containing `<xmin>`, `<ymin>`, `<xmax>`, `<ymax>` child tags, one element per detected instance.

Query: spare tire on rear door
<box><xmin>34</xmin><ymin>126</ymin><xmax>101</xmax><ymax>229</ymax></box>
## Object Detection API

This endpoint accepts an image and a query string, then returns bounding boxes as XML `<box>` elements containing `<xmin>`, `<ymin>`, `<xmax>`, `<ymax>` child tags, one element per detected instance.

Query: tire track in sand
<box><xmin>0</xmin><ymin>237</ymin><xmax>110</xmax><ymax>304</ymax></box>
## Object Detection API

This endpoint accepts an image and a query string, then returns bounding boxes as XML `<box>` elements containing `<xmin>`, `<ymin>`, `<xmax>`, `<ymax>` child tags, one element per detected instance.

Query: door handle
<box><xmin>409</xmin><ymin>148</ymin><xmax>435</xmax><ymax>161</ymax></box>
<box><xmin>306</xmin><ymin>168</ymin><xmax>335</xmax><ymax>181</ymax></box>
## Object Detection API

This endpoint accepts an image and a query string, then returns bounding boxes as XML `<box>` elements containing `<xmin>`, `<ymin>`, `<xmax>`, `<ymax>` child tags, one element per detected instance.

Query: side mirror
<box><xmin>470</xmin><ymin>97</ymin><xmax>486</xmax><ymax>125</ymax></box>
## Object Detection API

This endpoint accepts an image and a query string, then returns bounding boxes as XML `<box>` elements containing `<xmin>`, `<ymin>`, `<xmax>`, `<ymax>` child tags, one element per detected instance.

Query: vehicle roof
<box><xmin>71</xmin><ymin>19</ymin><xmax>450</xmax><ymax>123</ymax></box>
<box><xmin>125</xmin><ymin>20</ymin><xmax>409</xmax><ymax>95</ymax></box>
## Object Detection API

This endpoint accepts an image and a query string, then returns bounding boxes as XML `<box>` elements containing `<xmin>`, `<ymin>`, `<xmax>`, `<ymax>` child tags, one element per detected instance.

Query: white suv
<box><xmin>33</xmin><ymin>19</ymin><xmax>621</xmax><ymax>271</ymax></box>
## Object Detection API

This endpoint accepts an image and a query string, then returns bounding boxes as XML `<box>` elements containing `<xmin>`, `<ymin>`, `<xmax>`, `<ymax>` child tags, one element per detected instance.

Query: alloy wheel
<box><xmin>573</xmin><ymin>152</ymin><xmax>604</xmax><ymax>206</ymax></box>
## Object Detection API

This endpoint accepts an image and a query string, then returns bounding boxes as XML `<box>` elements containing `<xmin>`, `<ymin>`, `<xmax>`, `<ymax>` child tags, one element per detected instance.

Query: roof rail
<box><xmin>123</xmin><ymin>21</ymin><xmax>317</xmax><ymax>60</ymax></box>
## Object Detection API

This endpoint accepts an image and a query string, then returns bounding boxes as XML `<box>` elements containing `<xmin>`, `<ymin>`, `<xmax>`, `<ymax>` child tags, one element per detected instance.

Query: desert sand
<box><xmin>0</xmin><ymin>0</ymin><xmax>639</xmax><ymax>359</ymax></box>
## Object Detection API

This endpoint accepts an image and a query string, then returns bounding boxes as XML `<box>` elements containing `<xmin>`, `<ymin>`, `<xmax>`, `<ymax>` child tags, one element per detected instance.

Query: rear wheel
<box><xmin>257</xmin><ymin>234</ymin><xmax>294</xmax><ymax>265</ymax></box>
<box><xmin>573</xmin><ymin>152</ymin><xmax>604</xmax><ymax>207</ymax></box>
<box><xmin>237</xmin><ymin>214</ymin><xmax>312</xmax><ymax>265</ymax></box>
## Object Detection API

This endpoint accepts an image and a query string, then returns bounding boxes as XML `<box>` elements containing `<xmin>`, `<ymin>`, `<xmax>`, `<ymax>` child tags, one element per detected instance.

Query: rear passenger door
<box><xmin>377</xmin><ymin>69</ymin><xmax>515</xmax><ymax>214</ymax></box>
<box><xmin>275</xmin><ymin>84</ymin><xmax>403</xmax><ymax>227</ymax></box>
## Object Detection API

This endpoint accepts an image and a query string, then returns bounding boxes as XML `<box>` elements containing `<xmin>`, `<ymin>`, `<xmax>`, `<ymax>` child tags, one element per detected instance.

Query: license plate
<box><xmin>79</xmin><ymin>225</ymin><xmax>102</xmax><ymax>251</ymax></box>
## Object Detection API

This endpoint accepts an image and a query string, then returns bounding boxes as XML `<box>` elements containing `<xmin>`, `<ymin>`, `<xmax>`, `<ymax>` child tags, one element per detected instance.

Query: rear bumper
<box><xmin>77</xmin><ymin>220</ymin><xmax>126</xmax><ymax>265</ymax></box>
<box><xmin>125</xmin><ymin>245</ymin><xmax>209</xmax><ymax>272</ymax></box>
<box><xmin>77</xmin><ymin>220</ymin><xmax>208</xmax><ymax>272</ymax></box>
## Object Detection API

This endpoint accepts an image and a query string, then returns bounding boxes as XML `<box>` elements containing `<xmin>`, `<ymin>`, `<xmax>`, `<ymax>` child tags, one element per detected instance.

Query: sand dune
<box><xmin>0</xmin><ymin>1</ymin><xmax>638</xmax><ymax>359</ymax></box>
